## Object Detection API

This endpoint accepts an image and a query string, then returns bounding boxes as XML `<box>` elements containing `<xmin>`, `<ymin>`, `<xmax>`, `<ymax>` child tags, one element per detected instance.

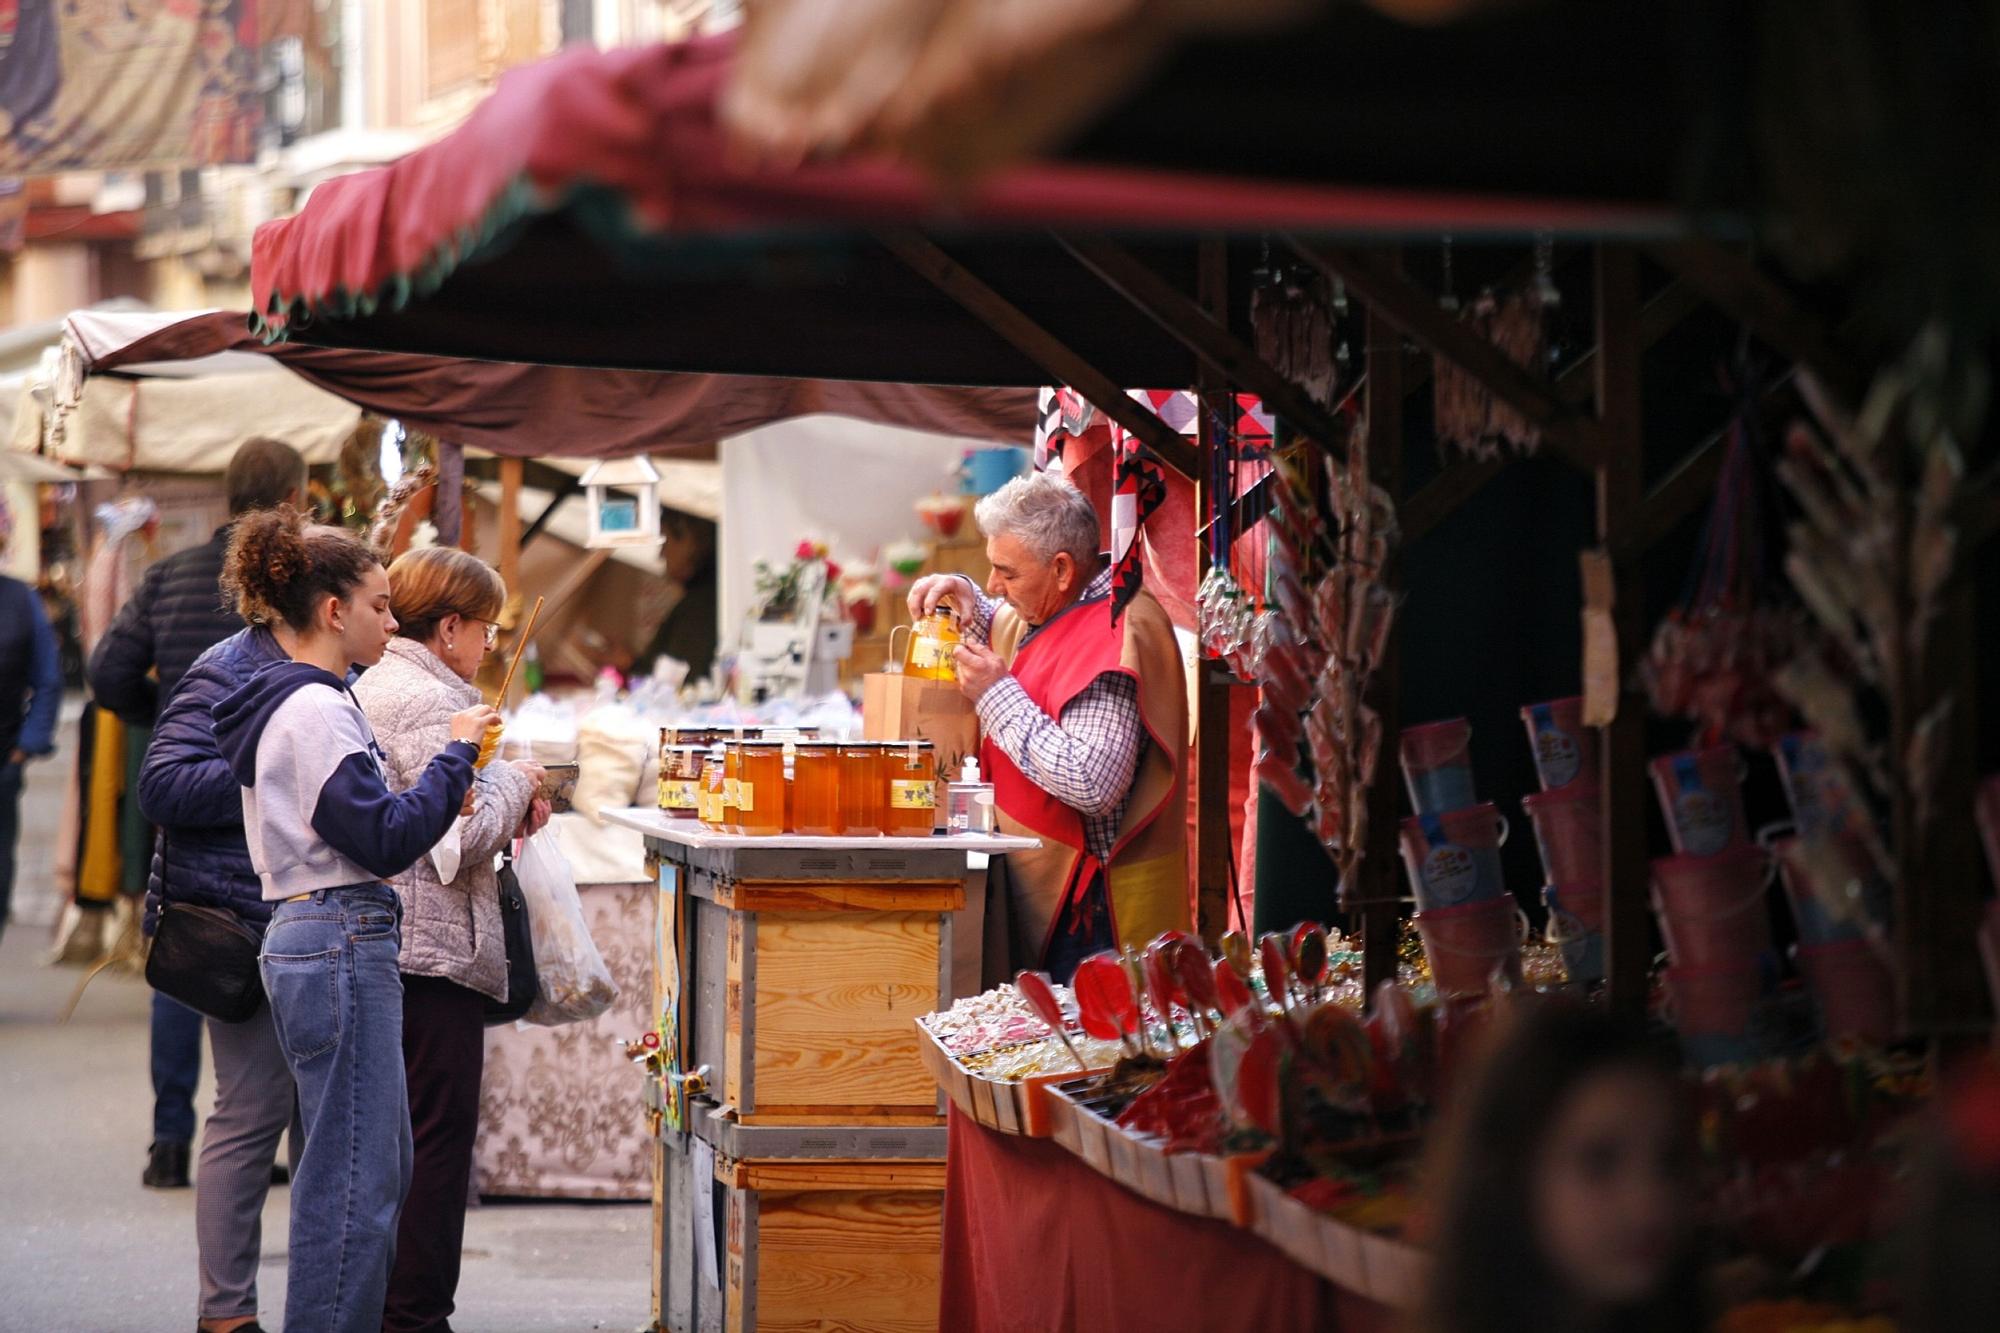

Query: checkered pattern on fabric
<box><xmin>958</xmin><ymin>569</ymin><xmax>1145</xmax><ymax>863</ymax></box>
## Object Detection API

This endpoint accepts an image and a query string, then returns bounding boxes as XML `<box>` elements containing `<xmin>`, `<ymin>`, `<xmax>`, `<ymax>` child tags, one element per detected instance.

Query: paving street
<box><xmin>0</xmin><ymin>703</ymin><xmax>653</xmax><ymax>1333</ymax></box>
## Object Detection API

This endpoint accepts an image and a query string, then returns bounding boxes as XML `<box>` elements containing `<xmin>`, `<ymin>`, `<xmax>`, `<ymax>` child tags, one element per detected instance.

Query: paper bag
<box><xmin>862</xmin><ymin>672</ymin><xmax>981</xmax><ymax>819</ymax></box>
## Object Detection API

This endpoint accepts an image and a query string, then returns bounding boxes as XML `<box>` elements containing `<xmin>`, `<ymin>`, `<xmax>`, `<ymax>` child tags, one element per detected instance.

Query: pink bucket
<box><xmin>1774</xmin><ymin>834</ymin><xmax>1889</xmax><ymax>946</ymax></box>
<box><xmin>1400</xmin><ymin>718</ymin><xmax>1476</xmax><ymax>815</ymax></box>
<box><xmin>1520</xmin><ymin>697</ymin><xmax>1596</xmax><ymax>794</ymax></box>
<box><xmin>1415</xmin><ymin>897</ymin><xmax>1524</xmax><ymax>996</ymax></box>
<box><xmin>1524</xmin><ymin>785</ymin><xmax>1601</xmax><ymax>886</ymax></box>
<box><xmin>1651</xmin><ymin>844</ymin><xmax>1772</xmax><ymax>970</ymax></box>
<box><xmin>1543</xmin><ymin>883</ymin><xmax>1605</xmax><ymax>984</ymax></box>
<box><xmin>1648</xmin><ymin>746</ymin><xmax>1748</xmax><ymax>857</ymax></box>
<box><xmin>1797</xmin><ymin>941</ymin><xmax>1897</xmax><ymax>1044</ymax></box>
<box><xmin>1399</xmin><ymin>803</ymin><xmax>1510</xmax><ymax>910</ymax></box>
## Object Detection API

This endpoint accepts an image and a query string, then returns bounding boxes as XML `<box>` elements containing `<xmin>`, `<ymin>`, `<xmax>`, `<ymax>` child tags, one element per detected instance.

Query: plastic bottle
<box><xmin>522</xmin><ymin>641</ymin><xmax>544</xmax><ymax>694</ymax></box>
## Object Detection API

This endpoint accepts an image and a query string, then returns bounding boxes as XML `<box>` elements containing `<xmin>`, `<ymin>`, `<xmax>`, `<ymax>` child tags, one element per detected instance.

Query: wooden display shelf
<box><xmin>1242</xmin><ymin>1171</ymin><xmax>1427</xmax><ymax>1310</ymax></box>
<box><xmin>1041</xmin><ymin>1076</ymin><xmax>1271</xmax><ymax>1225</ymax></box>
<box><xmin>913</xmin><ymin>1017</ymin><xmax>1108</xmax><ymax>1138</ymax></box>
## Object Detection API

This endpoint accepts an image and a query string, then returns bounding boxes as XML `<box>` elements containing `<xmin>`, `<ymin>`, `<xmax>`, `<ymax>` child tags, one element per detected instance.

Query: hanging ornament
<box><xmin>1642</xmin><ymin>364</ymin><xmax>1806</xmax><ymax>750</ymax></box>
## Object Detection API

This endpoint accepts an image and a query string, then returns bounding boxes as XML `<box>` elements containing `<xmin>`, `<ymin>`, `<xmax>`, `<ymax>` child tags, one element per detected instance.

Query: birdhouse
<box><xmin>578</xmin><ymin>456</ymin><xmax>662</xmax><ymax>548</ymax></box>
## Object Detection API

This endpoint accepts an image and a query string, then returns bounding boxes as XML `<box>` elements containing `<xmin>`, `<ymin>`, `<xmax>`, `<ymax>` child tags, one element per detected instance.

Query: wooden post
<box><xmin>432</xmin><ymin>440</ymin><xmax>464</xmax><ymax>547</ymax></box>
<box><xmin>1361</xmin><ymin>251</ymin><xmax>1407</xmax><ymax>993</ymax></box>
<box><xmin>498</xmin><ymin>457</ymin><xmax>523</xmax><ymax>600</ymax></box>
<box><xmin>1193</xmin><ymin>239</ymin><xmax>1234</xmax><ymax>945</ymax></box>
<box><xmin>1592</xmin><ymin>246</ymin><xmax>1652</xmax><ymax>1016</ymax></box>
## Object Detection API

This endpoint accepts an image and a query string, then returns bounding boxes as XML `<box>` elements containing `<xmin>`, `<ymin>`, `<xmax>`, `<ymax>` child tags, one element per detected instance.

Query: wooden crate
<box><xmin>660</xmin><ymin>1103</ymin><xmax>948</xmax><ymax>1333</ymax></box>
<box><xmin>718</xmin><ymin>880</ymin><xmax>960</xmax><ymax>1124</ymax></box>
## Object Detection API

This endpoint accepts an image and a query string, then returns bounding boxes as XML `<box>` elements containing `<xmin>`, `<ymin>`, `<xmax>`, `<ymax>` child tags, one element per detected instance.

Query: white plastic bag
<box><xmin>514</xmin><ymin>829</ymin><xmax>618</xmax><ymax>1026</ymax></box>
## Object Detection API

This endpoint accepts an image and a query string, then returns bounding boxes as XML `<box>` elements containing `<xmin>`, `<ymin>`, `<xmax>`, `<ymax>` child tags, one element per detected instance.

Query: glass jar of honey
<box><xmin>893</xmin><ymin>608</ymin><xmax>961</xmax><ymax>682</ymax></box>
<box><xmin>698</xmin><ymin>745</ymin><xmax>726</xmax><ymax>829</ymax></box>
<box><xmin>791</xmin><ymin>742</ymin><xmax>841</xmax><ymax>836</ymax></box>
<box><xmin>838</xmin><ymin>741</ymin><xmax>884</xmax><ymax>837</ymax></box>
<box><xmin>722</xmin><ymin>741</ymin><xmax>745</xmax><ymax>834</ymax></box>
<box><xmin>658</xmin><ymin>743</ymin><xmax>706</xmax><ymax>817</ymax></box>
<box><xmin>883</xmin><ymin>740</ymin><xmax>939</xmax><ymax>836</ymax></box>
<box><xmin>737</xmin><ymin>742</ymin><xmax>785</xmax><ymax>836</ymax></box>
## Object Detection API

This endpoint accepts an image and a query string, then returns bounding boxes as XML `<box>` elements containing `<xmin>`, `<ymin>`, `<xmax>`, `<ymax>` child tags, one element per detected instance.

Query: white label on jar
<box><xmin>660</xmin><ymin>779</ymin><xmax>700</xmax><ymax>810</ymax></box>
<box><xmin>737</xmin><ymin>781</ymin><xmax>755</xmax><ymax>814</ymax></box>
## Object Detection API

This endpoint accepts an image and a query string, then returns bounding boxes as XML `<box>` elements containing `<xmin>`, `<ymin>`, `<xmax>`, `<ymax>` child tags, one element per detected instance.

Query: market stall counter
<box><xmin>601</xmin><ymin>807</ymin><xmax>1036</xmax><ymax>1333</ymax></box>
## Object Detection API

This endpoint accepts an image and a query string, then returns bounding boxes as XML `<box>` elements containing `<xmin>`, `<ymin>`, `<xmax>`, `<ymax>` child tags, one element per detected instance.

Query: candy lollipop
<box><xmin>1173</xmin><ymin>940</ymin><xmax>1223</xmax><ymax>1037</ymax></box>
<box><xmin>1142</xmin><ymin>940</ymin><xmax>1186</xmax><ymax>1054</ymax></box>
<box><xmin>1220</xmin><ymin>930</ymin><xmax>1252</xmax><ymax>980</ymax></box>
<box><xmin>1258</xmin><ymin>933</ymin><xmax>1295</xmax><ymax>1014</ymax></box>
<box><xmin>1013</xmin><ymin>970</ymin><xmax>1088</xmax><ymax>1070</ymax></box>
<box><xmin>1072</xmin><ymin>952</ymin><xmax>1141</xmax><ymax>1059</ymax></box>
<box><xmin>1292</xmin><ymin>923</ymin><xmax>1330</xmax><ymax>1004</ymax></box>
<box><xmin>1214</xmin><ymin>956</ymin><xmax>1256</xmax><ymax>1021</ymax></box>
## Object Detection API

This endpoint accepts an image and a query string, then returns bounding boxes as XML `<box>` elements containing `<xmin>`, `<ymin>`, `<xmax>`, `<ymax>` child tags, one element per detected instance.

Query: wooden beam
<box><xmin>520</xmin><ymin>477</ymin><xmax>581</xmax><ymax>552</ymax></box>
<box><xmin>1593</xmin><ymin>246</ymin><xmax>1653</xmax><ymax>1017</ymax></box>
<box><xmin>1359</xmin><ymin>252</ymin><xmax>1407</xmax><ymax>993</ymax></box>
<box><xmin>1285</xmin><ymin>239</ymin><xmax>1601</xmax><ymax>471</ymax></box>
<box><xmin>1649</xmin><ymin>241</ymin><xmax>1867</xmax><ymax>398</ymax></box>
<box><xmin>1193</xmin><ymin>239</ymin><xmax>1235</xmax><ymax>945</ymax></box>
<box><xmin>1401</xmin><ymin>280</ymin><xmax>1707</xmax><ymax>545</ymax></box>
<box><xmin>497</xmin><ymin>457</ymin><xmax>523</xmax><ymax>597</ymax></box>
<box><xmin>1055</xmin><ymin>235</ymin><xmax>1353</xmax><ymax>463</ymax></box>
<box><xmin>432</xmin><ymin>440</ymin><xmax>464</xmax><ymax>547</ymax></box>
<box><xmin>877</xmin><ymin>229</ymin><xmax>1198</xmax><ymax>480</ymax></box>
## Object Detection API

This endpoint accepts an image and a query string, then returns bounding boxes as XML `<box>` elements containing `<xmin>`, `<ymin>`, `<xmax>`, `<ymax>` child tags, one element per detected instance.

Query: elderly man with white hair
<box><xmin>908</xmin><ymin>471</ymin><xmax>1188</xmax><ymax>981</ymax></box>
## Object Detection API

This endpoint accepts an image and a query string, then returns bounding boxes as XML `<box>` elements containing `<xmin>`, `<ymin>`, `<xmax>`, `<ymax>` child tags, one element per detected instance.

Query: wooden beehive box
<box><xmin>673</xmin><ymin>841</ymin><xmax>966</xmax><ymax>1126</ymax></box>
<box><xmin>721</xmin><ymin>1155</ymin><xmax>945</xmax><ymax>1333</ymax></box>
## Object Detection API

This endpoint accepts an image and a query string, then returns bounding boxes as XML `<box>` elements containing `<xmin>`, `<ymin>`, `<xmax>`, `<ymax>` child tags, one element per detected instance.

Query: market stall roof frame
<box><xmin>246</xmin><ymin>33</ymin><xmax>1685</xmax><ymax>394</ymax></box>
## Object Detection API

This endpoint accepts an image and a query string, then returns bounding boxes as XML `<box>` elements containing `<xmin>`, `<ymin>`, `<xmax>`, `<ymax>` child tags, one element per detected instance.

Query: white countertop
<box><xmin>601</xmin><ymin>807</ymin><xmax>1039</xmax><ymax>853</ymax></box>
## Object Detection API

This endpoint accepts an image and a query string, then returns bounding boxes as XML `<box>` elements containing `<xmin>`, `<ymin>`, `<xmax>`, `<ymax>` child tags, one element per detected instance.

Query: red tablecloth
<box><xmin>940</xmin><ymin>1109</ymin><xmax>1394</xmax><ymax>1333</ymax></box>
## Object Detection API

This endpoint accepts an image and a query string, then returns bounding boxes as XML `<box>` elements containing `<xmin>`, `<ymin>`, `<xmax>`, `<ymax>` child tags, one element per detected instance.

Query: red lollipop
<box><xmin>1072</xmin><ymin>952</ymin><xmax>1140</xmax><ymax>1054</ymax></box>
<box><xmin>1014</xmin><ymin>970</ymin><xmax>1088</xmax><ymax>1070</ymax></box>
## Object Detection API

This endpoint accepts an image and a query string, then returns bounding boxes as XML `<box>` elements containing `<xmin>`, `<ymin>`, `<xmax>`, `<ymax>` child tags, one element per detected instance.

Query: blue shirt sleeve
<box><xmin>309</xmin><ymin>741</ymin><xmax>479</xmax><ymax>880</ymax></box>
<box><xmin>19</xmin><ymin>592</ymin><xmax>62</xmax><ymax>756</ymax></box>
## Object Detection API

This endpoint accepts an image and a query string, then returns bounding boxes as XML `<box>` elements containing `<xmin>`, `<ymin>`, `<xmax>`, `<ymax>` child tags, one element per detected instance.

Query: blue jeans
<box><xmin>152</xmin><ymin>992</ymin><xmax>204</xmax><ymax>1144</ymax></box>
<box><xmin>261</xmin><ymin>884</ymin><xmax>413</xmax><ymax>1333</ymax></box>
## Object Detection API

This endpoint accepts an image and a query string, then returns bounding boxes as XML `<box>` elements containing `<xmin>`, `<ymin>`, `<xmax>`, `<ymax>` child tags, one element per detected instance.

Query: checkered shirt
<box><xmin>956</xmin><ymin>569</ymin><xmax>1144</xmax><ymax>864</ymax></box>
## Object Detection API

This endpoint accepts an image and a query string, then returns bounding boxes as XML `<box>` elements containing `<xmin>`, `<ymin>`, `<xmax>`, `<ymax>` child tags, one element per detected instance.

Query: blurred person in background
<box><xmin>1414</xmin><ymin>1000</ymin><xmax>1705</xmax><ymax>1333</ymax></box>
<box><xmin>90</xmin><ymin>436</ymin><xmax>306</xmax><ymax>1193</ymax></box>
<box><xmin>354</xmin><ymin>546</ymin><xmax>547</xmax><ymax>1333</ymax></box>
<box><xmin>0</xmin><ymin>491</ymin><xmax>64</xmax><ymax>948</ymax></box>
<box><xmin>637</xmin><ymin>510</ymin><xmax>719</xmax><ymax>684</ymax></box>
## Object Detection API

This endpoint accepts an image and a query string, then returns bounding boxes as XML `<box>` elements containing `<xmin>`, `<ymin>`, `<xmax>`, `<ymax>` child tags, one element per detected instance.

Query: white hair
<box><xmin>974</xmin><ymin>472</ymin><xmax>1100</xmax><ymax>566</ymax></box>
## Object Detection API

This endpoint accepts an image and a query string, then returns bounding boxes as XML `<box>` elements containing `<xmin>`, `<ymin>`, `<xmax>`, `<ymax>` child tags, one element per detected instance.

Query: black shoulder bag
<box><xmin>484</xmin><ymin>848</ymin><xmax>539</xmax><ymax>1026</ymax></box>
<box><xmin>145</xmin><ymin>901</ymin><xmax>265</xmax><ymax>1023</ymax></box>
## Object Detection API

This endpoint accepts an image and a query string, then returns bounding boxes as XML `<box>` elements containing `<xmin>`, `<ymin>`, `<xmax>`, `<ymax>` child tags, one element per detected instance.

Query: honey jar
<box><xmin>792</xmin><ymin>742</ymin><xmax>841</xmax><ymax>836</ymax></box>
<box><xmin>698</xmin><ymin>745</ymin><xmax>726</xmax><ymax>829</ymax></box>
<box><xmin>722</xmin><ymin>740</ymin><xmax>745</xmax><ymax>834</ymax></box>
<box><xmin>883</xmin><ymin>740</ymin><xmax>938</xmax><ymax>836</ymax></box>
<box><xmin>737</xmin><ymin>741</ymin><xmax>786</xmax><ymax>837</ymax></box>
<box><xmin>893</xmin><ymin>608</ymin><xmax>961</xmax><ymax>682</ymax></box>
<box><xmin>657</xmin><ymin>743</ymin><xmax>706</xmax><ymax>816</ymax></box>
<box><xmin>838</xmin><ymin>741</ymin><xmax>884</xmax><ymax>837</ymax></box>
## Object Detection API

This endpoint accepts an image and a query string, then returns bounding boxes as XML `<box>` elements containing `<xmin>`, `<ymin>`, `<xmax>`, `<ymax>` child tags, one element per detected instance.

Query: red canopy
<box><xmin>249</xmin><ymin>35</ymin><xmax>1677</xmax><ymax>385</ymax></box>
<box><xmin>82</xmin><ymin>310</ymin><xmax>1035</xmax><ymax>458</ymax></box>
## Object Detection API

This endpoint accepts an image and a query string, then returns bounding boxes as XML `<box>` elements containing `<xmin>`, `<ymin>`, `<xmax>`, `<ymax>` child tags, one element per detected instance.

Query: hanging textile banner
<box><xmin>0</xmin><ymin>0</ymin><xmax>263</xmax><ymax>176</ymax></box>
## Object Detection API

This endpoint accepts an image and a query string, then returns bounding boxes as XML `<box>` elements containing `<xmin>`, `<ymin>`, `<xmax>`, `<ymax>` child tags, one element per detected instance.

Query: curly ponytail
<box><xmin>222</xmin><ymin>506</ymin><xmax>382</xmax><ymax>632</ymax></box>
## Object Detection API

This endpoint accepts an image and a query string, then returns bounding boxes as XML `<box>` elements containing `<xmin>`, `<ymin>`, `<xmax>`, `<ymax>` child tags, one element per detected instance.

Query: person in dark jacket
<box><xmin>140</xmin><ymin>623</ymin><xmax>301</xmax><ymax>1333</ymax></box>
<box><xmin>1</xmin><ymin>492</ymin><xmax>64</xmax><ymax>949</ymax></box>
<box><xmin>89</xmin><ymin>434</ymin><xmax>304</xmax><ymax>1199</ymax></box>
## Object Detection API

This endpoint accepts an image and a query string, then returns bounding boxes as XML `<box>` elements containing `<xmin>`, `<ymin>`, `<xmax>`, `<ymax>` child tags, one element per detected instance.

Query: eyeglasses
<box><xmin>462</xmin><ymin>617</ymin><xmax>501</xmax><ymax>648</ymax></box>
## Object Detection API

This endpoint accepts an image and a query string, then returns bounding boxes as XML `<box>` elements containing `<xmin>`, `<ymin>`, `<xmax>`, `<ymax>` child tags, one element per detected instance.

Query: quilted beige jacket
<box><xmin>352</xmin><ymin>637</ymin><xmax>536</xmax><ymax>1001</ymax></box>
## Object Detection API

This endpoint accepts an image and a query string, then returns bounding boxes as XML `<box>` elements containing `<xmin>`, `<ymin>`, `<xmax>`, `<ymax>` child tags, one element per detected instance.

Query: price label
<box><xmin>659</xmin><ymin>779</ymin><xmax>700</xmax><ymax>811</ymax></box>
<box><xmin>889</xmin><ymin>779</ymin><xmax>936</xmax><ymax>810</ymax></box>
